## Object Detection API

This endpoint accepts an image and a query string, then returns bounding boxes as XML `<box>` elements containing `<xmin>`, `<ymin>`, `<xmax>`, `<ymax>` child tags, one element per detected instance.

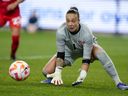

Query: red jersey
<box><xmin>0</xmin><ymin>0</ymin><xmax>20</xmax><ymax>18</ymax></box>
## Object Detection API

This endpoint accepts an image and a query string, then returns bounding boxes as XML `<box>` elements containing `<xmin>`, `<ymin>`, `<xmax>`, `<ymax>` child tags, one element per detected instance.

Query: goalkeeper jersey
<box><xmin>56</xmin><ymin>23</ymin><xmax>95</xmax><ymax>60</ymax></box>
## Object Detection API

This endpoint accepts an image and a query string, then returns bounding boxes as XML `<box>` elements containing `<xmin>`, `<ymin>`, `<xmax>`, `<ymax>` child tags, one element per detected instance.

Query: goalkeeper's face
<box><xmin>66</xmin><ymin>13</ymin><xmax>80</xmax><ymax>33</ymax></box>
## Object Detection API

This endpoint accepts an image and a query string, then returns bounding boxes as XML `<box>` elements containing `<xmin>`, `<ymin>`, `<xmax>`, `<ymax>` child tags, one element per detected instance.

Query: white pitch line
<box><xmin>0</xmin><ymin>55</ymin><xmax>52</xmax><ymax>60</ymax></box>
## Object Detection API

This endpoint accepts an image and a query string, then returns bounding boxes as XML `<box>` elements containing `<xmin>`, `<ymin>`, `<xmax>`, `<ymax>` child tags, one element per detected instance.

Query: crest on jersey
<box><xmin>78</xmin><ymin>40</ymin><xmax>85</xmax><ymax>45</ymax></box>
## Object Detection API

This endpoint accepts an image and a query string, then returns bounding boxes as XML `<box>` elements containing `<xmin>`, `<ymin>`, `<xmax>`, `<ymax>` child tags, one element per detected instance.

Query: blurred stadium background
<box><xmin>0</xmin><ymin>0</ymin><xmax>128</xmax><ymax>96</ymax></box>
<box><xmin>20</xmin><ymin>0</ymin><xmax>128</xmax><ymax>34</ymax></box>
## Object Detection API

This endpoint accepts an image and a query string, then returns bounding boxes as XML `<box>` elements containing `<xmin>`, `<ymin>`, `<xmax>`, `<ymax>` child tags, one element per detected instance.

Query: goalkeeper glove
<box><xmin>47</xmin><ymin>67</ymin><xmax>63</xmax><ymax>85</ymax></box>
<box><xmin>72</xmin><ymin>70</ymin><xmax>87</xmax><ymax>86</ymax></box>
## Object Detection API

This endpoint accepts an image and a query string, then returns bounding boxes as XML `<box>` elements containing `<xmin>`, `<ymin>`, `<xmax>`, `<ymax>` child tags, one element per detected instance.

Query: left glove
<box><xmin>72</xmin><ymin>75</ymin><xmax>84</xmax><ymax>86</ymax></box>
<box><xmin>72</xmin><ymin>70</ymin><xmax>87</xmax><ymax>86</ymax></box>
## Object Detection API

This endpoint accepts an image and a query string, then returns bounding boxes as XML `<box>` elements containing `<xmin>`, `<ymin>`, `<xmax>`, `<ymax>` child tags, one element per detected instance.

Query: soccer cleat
<box><xmin>10</xmin><ymin>54</ymin><xmax>16</xmax><ymax>60</ymax></box>
<box><xmin>72</xmin><ymin>81</ymin><xmax>82</xmax><ymax>86</ymax></box>
<box><xmin>40</xmin><ymin>78</ymin><xmax>52</xmax><ymax>84</ymax></box>
<box><xmin>117</xmin><ymin>82</ymin><xmax>128</xmax><ymax>90</ymax></box>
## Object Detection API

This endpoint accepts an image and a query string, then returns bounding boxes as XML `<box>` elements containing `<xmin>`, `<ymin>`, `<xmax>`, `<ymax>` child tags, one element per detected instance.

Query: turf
<box><xmin>0</xmin><ymin>29</ymin><xmax>128</xmax><ymax>96</ymax></box>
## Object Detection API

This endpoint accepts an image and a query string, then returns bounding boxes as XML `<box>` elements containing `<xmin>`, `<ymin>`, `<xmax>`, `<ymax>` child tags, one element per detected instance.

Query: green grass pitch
<box><xmin>0</xmin><ymin>29</ymin><xmax>128</xmax><ymax>96</ymax></box>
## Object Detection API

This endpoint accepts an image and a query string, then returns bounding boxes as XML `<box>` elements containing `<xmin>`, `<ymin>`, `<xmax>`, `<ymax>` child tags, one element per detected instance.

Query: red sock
<box><xmin>11</xmin><ymin>35</ymin><xmax>20</xmax><ymax>58</ymax></box>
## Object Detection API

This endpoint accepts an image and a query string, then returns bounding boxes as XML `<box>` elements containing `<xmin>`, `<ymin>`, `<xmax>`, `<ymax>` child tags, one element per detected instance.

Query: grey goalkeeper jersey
<box><xmin>56</xmin><ymin>23</ymin><xmax>95</xmax><ymax>60</ymax></box>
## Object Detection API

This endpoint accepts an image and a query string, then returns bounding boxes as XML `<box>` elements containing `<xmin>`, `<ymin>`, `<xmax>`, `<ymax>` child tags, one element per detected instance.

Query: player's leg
<box><xmin>41</xmin><ymin>54</ymin><xmax>57</xmax><ymax>83</ymax></box>
<box><xmin>42</xmin><ymin>54</ymin><xmax>57</xmax><ymax>76</ymax></box>
<box><xmin>93</xmin><ymin>44</ymin><xmax>128</xmax><ymax>90</ymax></box>
<box><xmin>92</xmin><ymin>44</ymin><xmax>121</xmax><ymax>84</ymax></box>
<box><xmin>9</xmin><ymin>16</ymin><xmax>21</xmax><ymax>60</ymax></box>
<box><xmin>41</xmin><ymin>52</ymin><xmax>73</xmax><ymax>84</ymax></box>
<box><xmin>0</xmin><ymin>15</ymin><xmax>6</xmax><ymax>27</ymax></box>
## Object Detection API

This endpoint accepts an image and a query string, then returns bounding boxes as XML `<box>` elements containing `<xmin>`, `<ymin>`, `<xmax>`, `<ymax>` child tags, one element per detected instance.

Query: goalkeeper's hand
<box><xmin>47</xmin><ymin>72</ymin><xmax>63</xmax><ymax>85</ymax></box>
<box><xmin>72</xmin><ymin>70</ymin><xmax>87</xmax><ymax>86</ymax></box>
<box><xmin>72</xmin><ymin>76</ymin><xmax>84</xmax><ymax>86</ymax></box>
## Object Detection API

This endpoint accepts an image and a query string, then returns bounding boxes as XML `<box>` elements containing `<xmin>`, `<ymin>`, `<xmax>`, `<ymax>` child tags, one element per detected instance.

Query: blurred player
<box><xmin>41</xmin><ymin>7</ymin><xmax>128</xmax><ymax>90</ymax></box>
<box><xmin>27</xmin><ymin>10</ymin><xmax>39</xmax><ymax>33</ymax></box>
<box><xmin>0</xmin><ymin>0</ymin><xmax>25</xmax><ymax>60</ymax></box>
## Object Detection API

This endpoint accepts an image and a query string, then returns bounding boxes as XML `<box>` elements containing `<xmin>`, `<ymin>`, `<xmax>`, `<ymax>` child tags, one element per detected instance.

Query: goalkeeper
<box><xmin>41</xmin><ymin>7</ymin><xmax>128</xmax><ymax>90</ymax></box>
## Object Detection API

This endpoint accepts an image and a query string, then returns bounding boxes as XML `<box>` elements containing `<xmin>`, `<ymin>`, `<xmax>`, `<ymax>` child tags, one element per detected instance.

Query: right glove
<box><xmin>47</xmin><ymin>68</ymin><xmax>63</xmax><ymax>85</ymax></box>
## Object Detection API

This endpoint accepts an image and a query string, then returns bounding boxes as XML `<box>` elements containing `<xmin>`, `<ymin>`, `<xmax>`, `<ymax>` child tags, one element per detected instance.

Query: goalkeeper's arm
<box><xmin>72</xmin><ymin>59</ymin><xmax>90</xmax><ymax>86</ymax></box>
<box><xmin>47</xmin><ymin>52</ymin><xmax>65</xmax><ymax>85</ymax></box>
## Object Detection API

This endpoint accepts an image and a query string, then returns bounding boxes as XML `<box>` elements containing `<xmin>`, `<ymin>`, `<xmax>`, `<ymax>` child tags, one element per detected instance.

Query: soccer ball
<box><xmin>9</xmin><ymin>60</ymin><xmax>30</xmax><ymax>81</ymax></box>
